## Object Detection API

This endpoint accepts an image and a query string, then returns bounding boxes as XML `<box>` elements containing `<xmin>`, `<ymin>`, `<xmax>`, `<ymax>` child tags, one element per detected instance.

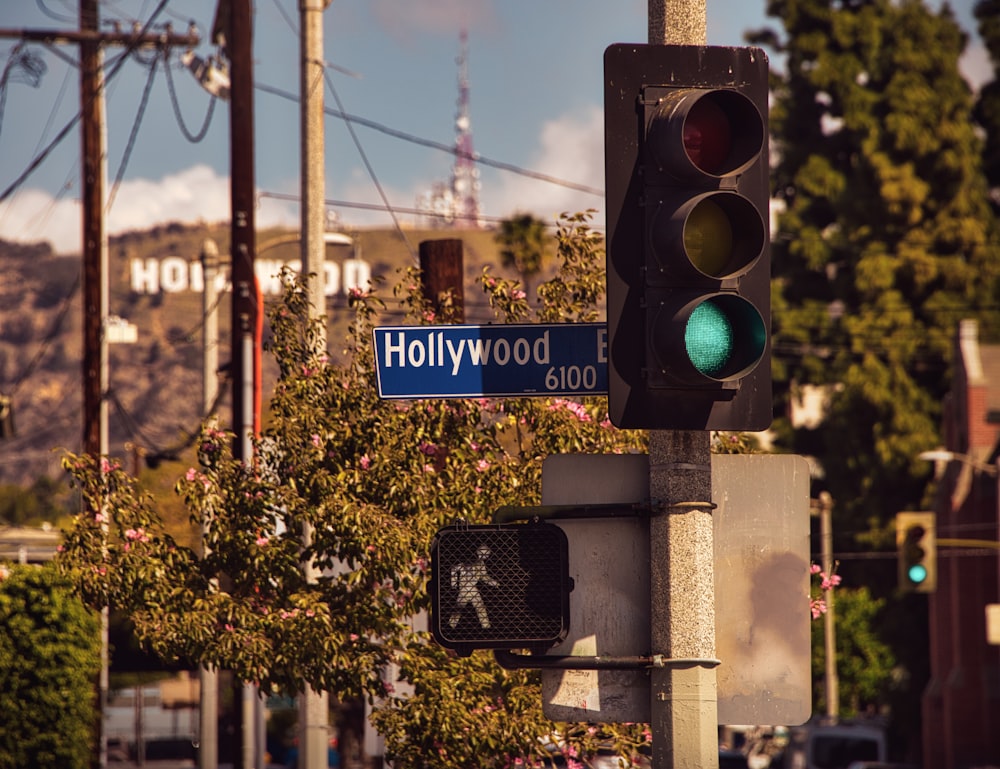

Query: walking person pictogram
<box><xmin>449</xmin><ymin>544</ymin><xmax>499</xmax><ymax>629</ymax></box>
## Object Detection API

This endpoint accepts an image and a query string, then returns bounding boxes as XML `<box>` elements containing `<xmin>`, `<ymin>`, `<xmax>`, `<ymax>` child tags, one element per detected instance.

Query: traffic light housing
<box><xmin>896</xmin><ymin>512</ymin><xmax>937</xmax><ymax>593</ymax></box>
<box><xmin>429</xmin><ymin>522</ymin><xmax>572</xmax><ymax>655</ymax></box>
<box><xmin>604</xmin><ymin>44</ymin><xmax>772</xmax><ymax>430</ymax></box>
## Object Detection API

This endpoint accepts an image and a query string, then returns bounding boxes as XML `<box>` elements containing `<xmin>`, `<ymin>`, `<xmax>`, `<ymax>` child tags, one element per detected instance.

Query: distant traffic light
<box><xmin>896</xmin><ymin>512</ymin><xmax>937</xmax><ymax>593</ymax></box>
<box><xmin>604</xmin><ymin>43</ymin><xmax>772</xmax><ymax>430</ymax></box>
<box><xmin>429</xmin><ymin>522</ymin><xmax>572</xmax><ymax>655</ymax></box>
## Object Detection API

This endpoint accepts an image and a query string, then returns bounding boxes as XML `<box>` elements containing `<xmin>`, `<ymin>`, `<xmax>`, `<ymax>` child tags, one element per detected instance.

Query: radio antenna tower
<box><xmin>418</xmin><ymin>28</ymin><xmax>483</xmax><ymax>228</ymax></box>
<box><xmin>452</xmin><ymin>29</ymin><xmax>482</xmax><ymax>227</ymax></box>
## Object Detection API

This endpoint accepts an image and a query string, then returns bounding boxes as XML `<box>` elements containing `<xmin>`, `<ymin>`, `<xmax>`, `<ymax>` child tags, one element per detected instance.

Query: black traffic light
<box><xmin>429</xmin><ymin>522</ymin><xmax>572</xmax><ymax>655</ymax></box>
<box><xmin>604</xmin><ymin>44</ymin><xmax>772</xmax><ymax>430</ymax></box>
<box><xmin>896</xmin><ymin>512</ymin><xmax>937</xmax><ymax>593</ymax></box>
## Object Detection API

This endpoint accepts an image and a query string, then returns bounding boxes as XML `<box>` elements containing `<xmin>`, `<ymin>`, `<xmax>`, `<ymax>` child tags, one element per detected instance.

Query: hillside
<box><xmin>0</xmin><ymin>222</ymin><xmax>517</xmax><ymax>487</ymax></box>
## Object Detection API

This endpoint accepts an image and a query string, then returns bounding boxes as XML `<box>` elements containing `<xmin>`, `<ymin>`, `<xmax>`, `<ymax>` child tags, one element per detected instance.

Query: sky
<box><xmin>0</xmin><ymin>0</ymin><xmax>992</xmax><ymax>255</ymax></box>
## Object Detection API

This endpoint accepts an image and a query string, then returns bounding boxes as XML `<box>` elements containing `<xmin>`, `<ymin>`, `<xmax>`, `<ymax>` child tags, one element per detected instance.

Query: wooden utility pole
<box><xmin>646</xmin><ymin>6</ymin><xmax>717</xmax><ymax>769</ymax></box>
<box><xmin>0</xmin><ymin>8</ymin><xmax>197</xmax><ymax>769</ymax></box>
<box><xmin>420</xmin><ymin>239</ymin><xmax>465</xmax><ymax>321</ymax></box>
<box><xmin>227</xmin><ymin>2</ymin><xmax>261</xmax><ymax>767</ymax></box>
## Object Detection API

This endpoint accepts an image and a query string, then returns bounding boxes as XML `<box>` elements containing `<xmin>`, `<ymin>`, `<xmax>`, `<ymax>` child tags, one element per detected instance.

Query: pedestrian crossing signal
<box><xmin>429</xmin><ymin>522</ymin><xmax>572</xmax><ymax>655</ymax></box>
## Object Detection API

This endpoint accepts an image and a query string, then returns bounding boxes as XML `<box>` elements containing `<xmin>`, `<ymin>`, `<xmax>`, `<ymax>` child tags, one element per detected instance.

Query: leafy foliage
<box><xmin>752</xmin><ymin>0</ymin><xmax>1000</xmax><ymax>542</ymax></box>
<box><xmin>57</xmin><ymin>213</ymin><xmax>650</xmax><ymax>767</ymax></box>
<box><xmin>810</xmin><ymin>585</ymin><xmax>895</xmax><ymax>718</ymax></box>
<box><xmin>0</xmin><ymin>564</ymin><xmax>101</xmax><ymax>769</ymax></box>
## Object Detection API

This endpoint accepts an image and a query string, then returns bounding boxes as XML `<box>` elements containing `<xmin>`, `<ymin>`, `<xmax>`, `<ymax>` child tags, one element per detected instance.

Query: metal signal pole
<box><xmin>647</xmin><ymin>7</ymin><xmax>718</xmax><ymax>769</ymax></box>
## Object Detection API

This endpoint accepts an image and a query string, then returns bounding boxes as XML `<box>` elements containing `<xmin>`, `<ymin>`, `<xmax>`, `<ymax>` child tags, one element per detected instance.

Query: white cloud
<box><xmin>483</xmin><ymin>104</ymin><xmax>606</xmax><ymax>225</ymax></box>
<box><xmin>0</xmin><ymin>165</ymin><xmax>299</xmax><ymax>255</ymax></box>
<box><xmin>371</xmin><ymin>0</ymin><xmax>497</xmax><ymax>42</ymax></box>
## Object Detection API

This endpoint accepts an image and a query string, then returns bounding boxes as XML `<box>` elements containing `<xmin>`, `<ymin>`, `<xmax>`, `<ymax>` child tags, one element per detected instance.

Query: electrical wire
<box><xmin>34</xmin><ymin>0</ymin><xmax>76</xmax><ymax>24</ymax></box>
<box><xmin>255</xmin><ymin>81</ymin><xmax>605</xmax><ymax>197</ymax></box>
<box><xmin>107</xmin><ymin>48</ymin><xmax>159</xmax><ymax>212</ymax></box>
<box><xmin>0</xmin><ymin>0</ymin><xmax>173</xmax><ymax>203</ymax></box>
<box><xmin>163</xmin><ymin>48</ymin><xmax>217</xmax><ymax>143</ymax></box>
<box><xmin>320</xmin><ymin>65</ymin><xmax>418</xmax><ymax>264</ymax></box>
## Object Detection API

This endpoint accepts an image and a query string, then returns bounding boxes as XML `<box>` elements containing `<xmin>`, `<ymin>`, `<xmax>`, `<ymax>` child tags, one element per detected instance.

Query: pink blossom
<box><xmin>360</xmin><ymin>454</ymin><xmax>371</xmax><ymax>469</ymax></box>
<box><xmin>419</xmin><ymin>441</ymin><xmax>438</xmax><ymax>456</ymax></box>
<box><xmin>811</xmin><ymin>598</ymin><xmax>827</xmax><ymax>619</ymax></box>
<box><xmin>256</xmin><ymin>536</ymin><xmax>269</xmax><ymax>547</ymax></box>
<box><xmin>423</xmin><ymin>311</ymin><xmax>436</xmax><ymax>322</ymax></box>
<box><xmin>512</xmin><ymin>289</ymin><xmax>526</xmax><ymax>300</ymax></box>
<box><xmin>349</xmin><ymin>633</ymin><xmax>359</xmax><ymax>641</ymax></box>
<box><xmin>311</xmin><ymin>434</ymin><xmax>321</xmax><ymax>447</ymax></box>
<box><xmin>821</xmin><ymin>574</ymin><xmax>842</xmax><ymax>590</ymax></box>
<box><xmin>94</xmin><ymin>512</ymin><xmax>105</xmax><ymax>524</ymax></box>
<box><xmin>225</xmin><ymin>624</ymin><xmax>235</xmax><ymax>632</ymax></box>
<box><xmin>810</xmin><ymin>563</ymin><xmax>822</xmax><ymax>575</ymax></box>
<box><xmin>476</xmin><ymin>459</ymin><xmax>490</xmax><ymax>472</ymax></box>
<box><xmin>423</xmin><ymin>464</ymin><xmax>435</xmax><ymax>473</ymax></box>
<box><xmin>186</xmin><ymin>467</ymin><xmax>198</xmax><ymax>481</ymax></box>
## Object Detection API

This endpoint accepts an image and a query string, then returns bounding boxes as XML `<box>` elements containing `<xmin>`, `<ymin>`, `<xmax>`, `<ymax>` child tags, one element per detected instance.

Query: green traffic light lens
<box><xmin>908</xmin><ymin>564</ymin><xmax>928</xmax><ymax>584</ymax></box>
<box><xmin>685</xmin><ymin>301</ymin><xmax>734</xmax><ymax>377</ymax></box>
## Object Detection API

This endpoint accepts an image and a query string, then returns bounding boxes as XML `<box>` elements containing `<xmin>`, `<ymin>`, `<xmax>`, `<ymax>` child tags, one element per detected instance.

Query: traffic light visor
<box><xmin>649</xmin><ymin>88</ymin><xmax>764</xmax><ymax>180</ymax></box>
<box><xmin>649</xmin><ymin>293</ymin><xmax>766</xmax><ymax>385</ymax></box>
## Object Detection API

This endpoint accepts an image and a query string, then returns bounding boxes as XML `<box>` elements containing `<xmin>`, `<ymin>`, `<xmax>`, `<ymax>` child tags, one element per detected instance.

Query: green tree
<box><xmin>974</xmin><ymin>0</ymin><xmax>1000</xmax><ymax>209</ymax></box>
<box><xmin>0</xmin><ymin>563</ymin><xmax>101</xmax><ymax>769</ymax></box>
<box><xmin>0</xmin><ymin>476</ymin><xmax>71</xmax><ymax>527</ymax></box>
<box><xmin>811</xmin><ymin>585</ymin><xmax>895</xmax><ymax>717</ymax></box>
<box><xmin>751</xmin><ymin>0</ymin><xmax>1000</xmax><ymax>540</ymax></box>
<box><xmin>57</xmin><ymin>214</ymin><xmax>649</xmax><ymax>768</ymax></box>
<box><xmin>495</xmin><ymin>213</ymin><xmax>552</xmax><ymax>302</ymax></box>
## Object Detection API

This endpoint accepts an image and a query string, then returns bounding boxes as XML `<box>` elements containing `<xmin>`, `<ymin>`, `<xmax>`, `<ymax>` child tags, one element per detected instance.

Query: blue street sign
<box><xmin>372</xmin><ymin>323</ymin><xmax>608</xmax><ymax>398</ymax></box>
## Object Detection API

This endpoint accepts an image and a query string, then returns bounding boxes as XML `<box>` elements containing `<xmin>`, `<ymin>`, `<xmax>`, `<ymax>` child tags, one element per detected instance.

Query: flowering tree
<box><xmin>58</xmin><ymin>213</ymin><xmax>652</xmax><ymax>767</ymax></box>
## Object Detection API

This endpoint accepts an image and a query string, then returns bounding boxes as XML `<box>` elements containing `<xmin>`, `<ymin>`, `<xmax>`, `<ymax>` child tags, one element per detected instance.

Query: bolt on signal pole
<box><xmin>646</xmin><ymin>4</ymin><xmax>719</xmax><ymax>769</ymax></box>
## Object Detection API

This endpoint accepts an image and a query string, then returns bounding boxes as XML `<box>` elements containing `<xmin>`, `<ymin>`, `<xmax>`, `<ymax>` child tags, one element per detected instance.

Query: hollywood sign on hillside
<box><xmin>129</xmin><ymin>256</ymin><xmax>373</xmax><ymax>297</ymax></box>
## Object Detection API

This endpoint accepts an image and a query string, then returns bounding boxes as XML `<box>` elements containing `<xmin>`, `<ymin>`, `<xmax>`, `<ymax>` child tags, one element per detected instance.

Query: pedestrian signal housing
<box><xmin>604</xmin><ymin>43</ymin><xmax>772</xmax><ymax>430</ymax></box>
<box><xmin>429</xmin><ymin>522</ymin><xmax>572</xmax><ymax>655</ymax></box>
<box><xmin>896</xmin><ymin>512</ymin><xmax>937</xmax><ymax>593</ymax></box>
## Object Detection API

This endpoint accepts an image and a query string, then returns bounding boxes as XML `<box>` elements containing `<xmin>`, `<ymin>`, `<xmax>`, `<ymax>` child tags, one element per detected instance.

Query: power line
<box><xmin>107</xmin><ymin>47</ymin><xmax>159</xmax><ymax>212</ymax></box>
<box><xmin>255</xmin><ymin>80</ymin><xmax>605</xmax><ymax>197</ymax></box>
<box><xmin>163</xmin><ymin>47</ymin><xmax>217</xmax><ymax>142</ymax></box>
<box><xmin>320</xmin><ymin>65</ymin><xmax>418</xmax><ymax>263</ymax></box>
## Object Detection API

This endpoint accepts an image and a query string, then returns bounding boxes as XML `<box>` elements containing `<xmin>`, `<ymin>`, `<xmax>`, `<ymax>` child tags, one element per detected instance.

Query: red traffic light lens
<box><xmin>648</xmin><ymin>88</ymin><xmax>764</xmax><ymax>181</ymax></box>
<box><xmin>684</xmin><ymin>97</ymin><xmax>732</xmax><ymax>175</ymax></box>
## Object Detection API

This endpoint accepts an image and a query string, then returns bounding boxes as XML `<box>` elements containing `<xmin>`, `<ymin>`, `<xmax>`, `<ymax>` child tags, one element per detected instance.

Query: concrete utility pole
<box><xmin>647</xmin><ymin>7</ymin><xmax>717</xmax><ymax>769</ymax></box>
<box><xmin>298</xmin><ymin>2</ymin><xmax>330</xmax><ymax>768</ymax></box>
<box><xmin>200</xmin><ymin>238</ymin><xmax>220</xmax><ymax>769</ymax></box>
<box><xmin>817</xmin><ymin>492</ymin><xmax>839</xmax><ymax>717</ymax></box>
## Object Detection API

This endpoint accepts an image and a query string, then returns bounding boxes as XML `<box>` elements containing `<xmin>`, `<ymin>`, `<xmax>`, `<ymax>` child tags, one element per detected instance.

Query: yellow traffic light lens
<box><xmin>685</xmin><ymin>300</ymin><xmax>734</xmax><ymax>376</ymax></box>
<box><xmin>684</xmin><ymin>199</ymin><xmax>734</xmax><ymax>277</ymax></box>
